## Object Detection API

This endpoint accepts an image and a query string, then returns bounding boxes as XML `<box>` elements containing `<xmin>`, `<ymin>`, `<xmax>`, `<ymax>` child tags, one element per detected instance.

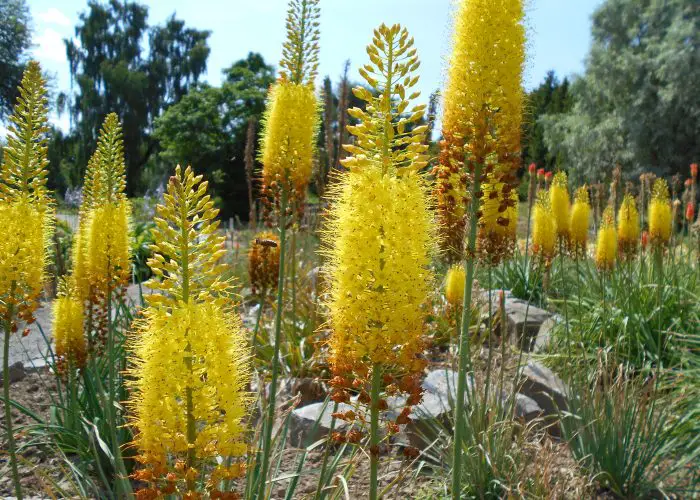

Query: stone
<box><xmin>0</xmin><ymin>361</ymin><xmax>26</xmax><ymax>385</ymax></box>
<box><xmin>533</xmin><ymin>314</ymin><xmax>561</xmax><ymax>353</ymax></box>
<box><xmin>504</xmin><ymin>299</ymin><xmax>551</xmax><ymax>351</ymax></box>
<box><xmin>500</xmin><ymin>391</ymin><xmax>542</xmax><ymax>422</ymax></box>
<box><xmin>518</xmin><ymin>360</ymin><xmax>568</xmax><ymax>429</ymax></box>
<box><xmin>289</xmin><ymin>401</ymin><xmax>353</xmax><ymax>448</ymax></box>
<box><xmin>267</xmin><ymin>377</ymin><xmax>327</xmax><ymax>409</ymax></box>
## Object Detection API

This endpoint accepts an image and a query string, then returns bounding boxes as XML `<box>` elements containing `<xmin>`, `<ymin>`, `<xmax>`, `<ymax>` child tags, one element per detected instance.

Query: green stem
<box><xmin>483</xmin><ymin>267</ymin><xmax>494</xmax><ymax>413</ymax></box>
<box><xmin>3</xmin><ymin>283</ymin><xmax>22</xmax><ymax>500</ymax></box>
<box><xmin>251</xmin><ymin>297</ymin><xmax>265</xmax><ymax>355</ymax></box>
<box><xmin>291</xmin><ymin>229</ymin><xmax>297</xmax><ymax>340</ymax></box>
<box><xmin>369</xmin><ymin>364</ymin><xmax>382</xmax><ymax>500</ymax></box>
<box><xmin>559</xmin><ymin>239</ymin><xmax>571</xmax><ymax>360</ymax></box>
<box><xmin>451</xmin><ymin>159</ymin><xmax>483</xmax><ymax>500</ymax></box>
<box><xmin>314</xmin><ymin>401</ymin><xmax>339</xmax><ymax>500</ymax></box>
<box><xmin>258</xmin><ymin>187</ymin><xmax>289</xmax><ymax>499</ymax></box>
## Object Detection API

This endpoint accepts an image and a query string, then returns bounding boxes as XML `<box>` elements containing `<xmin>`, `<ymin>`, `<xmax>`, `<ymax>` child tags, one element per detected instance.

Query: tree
<box><xmin>154</xmin><ymin>53</ymin><xmax>274</xmax><ymax>219</ymax></box>
<box><xmin>542</xmin><ymin>0</ymin><xmax>700</xmax><ymax>182</ymax></box>
<box><xmin>64</xmin><ymin>0</ymin><xmax>211</xmax><ymax>194</ymax></box>
<box><xmin>0</xmin><ymin>0</ymin><xmax>31</xmax><ymax>121</ymax></box>
<box><xmin>522</xmin><ymin>71</ymin><xmax>572</xmax><ymax>171</ymax></box>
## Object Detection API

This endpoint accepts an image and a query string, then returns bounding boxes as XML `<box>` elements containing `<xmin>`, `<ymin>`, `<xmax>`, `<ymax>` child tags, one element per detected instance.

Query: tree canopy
<box><xmin>542</xmin><ymin>0</ymin><xmax>699</xmax><ymax>183</ymax></box>
<box><xmin>64</xmin><ymin>0</ymin><xmax>211</xmax><ymax>194</ymax></box>
<box><xmin>0</xmin><ymin>0</ymin><xmax>32</xmax><ymax>121</ymax></box>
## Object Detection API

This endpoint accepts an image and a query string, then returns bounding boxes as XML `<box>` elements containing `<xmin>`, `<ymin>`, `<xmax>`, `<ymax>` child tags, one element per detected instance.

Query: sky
<box><xmin>25</xmin><ymin>0</ymin><xmax>604</xmax><ymax>132</ymax></box>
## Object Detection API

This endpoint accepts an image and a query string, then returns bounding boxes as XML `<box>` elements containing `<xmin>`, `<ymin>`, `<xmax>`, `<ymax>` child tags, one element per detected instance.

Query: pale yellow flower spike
<box><xmin>445</xmin><ymin>264</ymin><xmax>466</xmax><ymax>308</ymax></box>
<box><xmin>550</xmin><ymin>172</ymin><xmax>571</xmax><ymax>239</ymax></box>
<box><xmin>532</xmin><ymin>191</ymin><xmax>556</xmax><ymax>262</ymax></box>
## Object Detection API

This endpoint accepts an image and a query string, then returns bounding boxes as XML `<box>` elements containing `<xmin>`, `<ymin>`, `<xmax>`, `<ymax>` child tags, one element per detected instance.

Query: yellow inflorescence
<box><xmin>434</xmin><ymin>0</ymin><xmax>525</xmax><ymax>263</ymax></box>
<box><xmin>128</xmin><ymin>166</ymin><xmax>250</xmax><ymax>495</ymax></box>
<box><xmin>445</xmin><ymin>264</ymin><xmax>466</xmax><ymax>307</ymax></box>
<box><xmin>532</xmin><ymin>191</ymin><xmax>556</xmax><ymax>261</ymax></box>
<box><xmin>596</xmin><ymin>207</ymin><xmax>617</xmax><ymax>271</ymax></box>
<box><xmin>129</xmin><ymin>301</ymin><xmax>250</xmax><ymax>465</ymax></box>
<box><xmin>0</xmin><ymin>61</ymin><xmax>54</xmax><ymax>323</ymax></box>
<box><xmin>84</xmin><ymin>200</ymin><xmax>132</xmax><ymax>295</ymax></box>
<box><xmin>326</xmin><ymin>167</ymin><xmax>433</xmax><ymax>370</ymax></box>
<box><xmin>569</xmin><ymin>186</ymin><xmax>591</xmax><ymax>256</ymax></box>
<box><xmin>259</xmin><ymin>81</ymin><xmax>319</xmax><ymax>199</ymax></box>
<box><xmin>53</xmin><ymin>291</ymin><xmax>86</xmax><ymax>370</ymax></box>
<box><xmin>648</xmin><ymin>178</ymin><xmax>672</xmax><ymax>247</ymax></box>
<box><xmin>325</xmin><ymin>24</ymin><xmax>433</xmax><ymax>376</ymax></box>
<box><xmin>617</xmin><ymin>194</ymin><xmax>639</xmax><ymax>258</ymax></box>
<box><xmin>248</xmin><ymin>231</ymin><xmax>280</xmax><ymax>295</ymax></box>
<box><xmin>0</xmin><ymin>200</ymin><xmax>53</xmax><ymax>319</ymax></box>
<box><xmin>550</xmin><ymin>172</ymin><xmax>570</xmax><ymax>239</ymax></box>
<box><xmin>477</xmin><ymin>175</ymin><xmax>518</xmax><ymax>265</ymax></box>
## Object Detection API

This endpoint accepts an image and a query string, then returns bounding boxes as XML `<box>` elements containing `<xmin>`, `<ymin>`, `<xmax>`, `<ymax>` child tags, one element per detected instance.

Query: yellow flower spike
<box><xmin>445</xmin><ymin>265</ymin><xmax>466</xmax><ymax>307</ymax></box>
<box><xmin>259</xmin><ymin>0</ymin><xmax>321</xmax><ymax>214</ymax></box>
<box><xmin>617</xmin><ymin>194</ymin><xmax>640</xmax><ymax>259</ymax></box>
<box><xmin>53</xmin><ymin>283</ymin><xmax>86</xmax><ymax>372</ymax></box>
<box><xmin>0</xmin><ymin>61</ymin><xmax>54</xmax><ymax>322</ymax></box>
<box><xmin>248</xmin><ymin>232</ymin><xmax>280</xmax><ymax>295</ymax></box>
<box><xmin>84</xmin><ymin>200</ymin><xmax>132</xmax><ymax>294</ymax></box>
<box><xmin>95</xmin><ymin>113</ymin><xmax>127</xmax><ymax>203</ymax></box>
<box><xmin>325</xmin><ymin>24</ymin><xmax>433</xmax><ymax>372</ymax></box>
<box><xmin>550</xmin><ymin>172</ymin><xmax>571</xmax><ymax>239</ymax></box>
<box><xmin>596</xmin><ymin>206</ymin><xmax>617</xmax><ymax>271</ymax></box>
<box><xmin>648</xmin><ymin>178</ymin><xmax>672</xmax><ymax>248</ymax></box>
<box><xmin>569</xmin><ymin>186</ymin><xmax>591</xmax><ymax>257</ymax></box>
<box><xmin>531</xmin><ymin>191</ymin><xmax>556</xmax><ymax>262</ymax></box>
<box><xmin>128</xmin><ymin>165</ymin><xmax>251</xmax><ymax>492</ymax></box>
<box><xmin>434</xmin><ymin>0</ymin><xmax>525</xmax><ymax>262</ymax></box>
<box><xmin>477</xmin><ymin>175</ymin><xmax>518</xmax><ymax>266</ymax></box>
<box><xmin>1</xmin><ymin>61</ymin><xmax>51</xmax><ymax>203</ymax></box>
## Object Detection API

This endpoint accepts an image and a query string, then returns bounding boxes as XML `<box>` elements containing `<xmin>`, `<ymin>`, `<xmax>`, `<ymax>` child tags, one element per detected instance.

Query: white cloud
<box><xmin>34</xmin><ymin>28</ymin><xmax>66</xmax><ymax>63</ymax></box>
<box><xmin>37</xmin><ymin>7</ymin><xmax>71</xmax><ymax>27</ymax></box>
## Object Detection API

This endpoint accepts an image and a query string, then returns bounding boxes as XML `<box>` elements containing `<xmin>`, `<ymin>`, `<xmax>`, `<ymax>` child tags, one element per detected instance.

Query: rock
<box><xmin>0</xmin><ymin>361</ymin><xmax>26</xmax><ymax>384</ymax></box>
<box><xmin>267</xmin><ymin>377</ymin><xmax>327</xmax><ymax>409</ymax></box>
<box><xmin>533</xmin><ymin>314</ymin><xmax>562</xmax><ymax>353</ymax></box>
<box><xmin>504</xmin><ymin>299</ymin><xmax>551</xmax><ymax>351</ymax></box>
<box><xmin>289</xmin><ymin>401</ymin><xmax>352</xmax><ymax>448</ymax></box>
<box><xmin>500</xmin><ymin>391</ymin><xmax>542</xmax><ymax>422</ymax></box>
<box><xmin>519</xmin><ymin>360</ymin><xmax>568</xmax><ymax>434</ymax></box>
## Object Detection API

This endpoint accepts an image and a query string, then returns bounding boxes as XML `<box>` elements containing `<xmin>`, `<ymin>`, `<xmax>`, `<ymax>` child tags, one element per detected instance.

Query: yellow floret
<box><xmin>445</xmin><ymin>264</ymin><xmax>466</xmax><ymax>307</ymax></box>
<box><xmin>617</xmin><ymin>194</ymin><xmax>640</xmax><ymax>258</ymax></box>
<box><xmin>648</xmin><ymin>179</ymin><xmax>672</xmax><ymax>247</ymax></box>
<box><xmin>550</xmin><ymin>172</ymin><xmax>570</xmax><ymax>239</ymax></box>
<box><xmin>53</xmin><ymin>292</ymin><xmax>86</xmax><ymax>370</ymax></box>
<box><xmin>531</xmin><ymin>191</ymin><xmax>556</xmax><ymax>261</ymax></box>
<box><xmin>84</xmin><ymin>199</ymin><xmax>131</xmax><ymax>293</ymax></box>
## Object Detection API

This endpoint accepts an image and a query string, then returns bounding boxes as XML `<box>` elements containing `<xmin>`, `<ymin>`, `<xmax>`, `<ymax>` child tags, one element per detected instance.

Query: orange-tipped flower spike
<box><xmin>248</xmin><ymin>231</ymin><xmax>280</xmax><ymax>295</ymax></box>
<box><xmin>686</xmin><ymin>202</ymin><xmax>696</xmax><ymax>223</ymax></box>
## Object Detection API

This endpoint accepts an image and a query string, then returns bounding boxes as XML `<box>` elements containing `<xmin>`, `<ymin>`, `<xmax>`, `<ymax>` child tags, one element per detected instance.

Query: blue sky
<box><xmin>26</xmin><ymin>0</ymin><xmax>603</xmax><ymax>132</ymax></box>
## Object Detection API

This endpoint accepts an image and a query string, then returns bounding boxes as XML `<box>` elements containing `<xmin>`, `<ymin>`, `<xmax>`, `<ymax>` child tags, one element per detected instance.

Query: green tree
<box><xmin>522</xmin><ymin>71</ymin><xmax>572</xmax><ymax>171</ymax></box>
<box><xmin>64</xmin><ymin>0</ymin><xmax>211</xmax><ymax>194</ymax></box>
<box><xmin>154</xmin><ymin>53</ymin><xmax>274</xmax><ymax>219</ymax></box>
<box><xmin>542</xmin><ymin>0</ymin><xmax>700</xmax><ymax>182</ymax></box>
<box><xmin>0</xmin><ymin>0</ymin><xmax>31</xmax><ymax>121</ymax></box>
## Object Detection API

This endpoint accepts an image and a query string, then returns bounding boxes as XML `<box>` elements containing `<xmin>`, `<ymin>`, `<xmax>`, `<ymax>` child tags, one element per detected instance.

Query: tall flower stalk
<box><xmin>256</xmin><ymin>0</ymin><xmax>320</xmax><ymax>495</ymax></box>
<box><xmin>324</xmin><ymin>24</ymin><xmax>432</xmax><ymax>500</ymax></box>
<box><xmin>437</xmin><ymin>0</ymin><xmax>525</xmax><ymax>495</ymax></box>
<box><xmin>127</xmin><ymin>166</ymin><xmax>250</xmax><ymax>498</ymax></box>
<box><xmin>0</xmin><ymin>61</ymin><xmax>54</xmax><ymax>500</ymax></box>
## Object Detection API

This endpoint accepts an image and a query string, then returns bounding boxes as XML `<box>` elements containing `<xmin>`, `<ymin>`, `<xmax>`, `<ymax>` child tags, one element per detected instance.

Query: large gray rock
<box><xmin>289</xmin><ymin>401</ymin><xmax>353</xmax><ymax>448</ymax></box>
<box><xmin>500</xmin><ymin>391</ymin><xmax>542</xmax><ymax>422</ymax></box>
<box><xmin>519</xmin><ymin>360</ymin><xmax>568</xmax><ymax>434</ymax></box>
<box><xmin>267</xmin><ymin>377</ymin><xmax>327</xmax><ymax>409</ymax></box>
<box><xmin>505</xmin><ymin>299</ymin><xmax>551</xmax><ymax>351</ymax></box>
<box><xmin>533</xmin><ymin>314</ymin><xmax>562</xmax><ymax>353</ymax></box>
